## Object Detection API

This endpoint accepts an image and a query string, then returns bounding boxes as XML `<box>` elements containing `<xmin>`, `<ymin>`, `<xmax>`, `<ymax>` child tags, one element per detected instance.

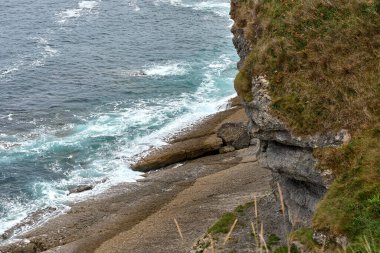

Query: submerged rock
<box><xmin>68</xmin><ymin>185</ymin><xmax>94</xmax><ymax>195</ymax></box>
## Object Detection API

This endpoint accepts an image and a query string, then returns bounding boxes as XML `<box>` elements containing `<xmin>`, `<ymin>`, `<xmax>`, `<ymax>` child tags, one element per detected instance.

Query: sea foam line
<box><xmin>143</xmin><ymin>62</ymin><xmax>190</xmax><ymax>76</ymax></box>
<box><xmin>154</xmin><ymin>0</ymin><xmax>230</xmax><ymax>17</ymax></box>
<box><xmin>119</xmin><ymin>62</ymin><xmax>190</xmax><ymax>77</ymax></box>
<box><xmin>57</xmin><ymin>1</ymin><xmax>101</xmax><ymax>24</ymax></box>
<box><xmin>0</xmin><ymin>54</ymin><xmax>236</xmax><ymax>239</ymax></box>
<box><xmin>0</xmin><ymin>37</ymin><xmax>59</xmax><ymax>80</ymax></box>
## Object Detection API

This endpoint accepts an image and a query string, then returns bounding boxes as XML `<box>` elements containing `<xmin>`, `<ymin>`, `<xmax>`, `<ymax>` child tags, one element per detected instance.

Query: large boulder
<box><xmin>217</xmin><ymin>122</ymin><xmax>250</xmax><ymax>150</ymax></box>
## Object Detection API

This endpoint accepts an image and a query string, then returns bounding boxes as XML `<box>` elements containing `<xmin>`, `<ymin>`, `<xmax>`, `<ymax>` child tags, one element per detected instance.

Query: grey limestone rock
<box><xmin>259</xmin><ymin>141</ymin><xmax>330</xmax><ymax>228</ymax></box>
<box><xmin>244</xmin><ymin>76</ymin><xmax>350</xmax><ymax>148</ymax></box>
<box><xmin>217</xmin><ymin>122</ymin><xmax>250</xmax><ymax>150</ymax></box>
<box><xmin>260</xmin><ymin>141</ymin><xmax>331</xmax><ymax>186</ymax></box>
<box><xmin>313</xmin><ymin>231</ymin><xmax>330</xmax><ymax>245</ymax></box>
<box><xmin>231</xmin><ymin>26</ymin><xmax>251</xmax><ymax>70</ymax></box>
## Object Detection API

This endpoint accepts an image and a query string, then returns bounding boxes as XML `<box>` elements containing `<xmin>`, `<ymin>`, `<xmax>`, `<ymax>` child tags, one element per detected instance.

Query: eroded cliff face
<box><xmin>230</xmin><ymin>0</ymin><xmax>349</xmax><ymax>230</ymax></box>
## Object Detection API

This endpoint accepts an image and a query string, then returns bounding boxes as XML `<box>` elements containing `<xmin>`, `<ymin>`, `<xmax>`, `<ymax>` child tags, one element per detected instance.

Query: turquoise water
<box><xmin>0</xmin><ymin>0</ymin><xmax>237</xmax><ymax>237</ymax></box>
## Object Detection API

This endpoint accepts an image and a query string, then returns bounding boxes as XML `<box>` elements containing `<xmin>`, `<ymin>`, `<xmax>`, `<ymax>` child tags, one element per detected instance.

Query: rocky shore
<box><xmin>2</xmin><ymin>0</ymin><xmax>375</xmax><ymax>251</ymax></box>
<box><xmin>0</xmin><ymin>98</ymin><xmax>273</xmax><ymax>253</ymax></box>
<box><xmin>0</xmin><ymin>86</ymin><xmax>340</xmax><ymax>252</ymax></box>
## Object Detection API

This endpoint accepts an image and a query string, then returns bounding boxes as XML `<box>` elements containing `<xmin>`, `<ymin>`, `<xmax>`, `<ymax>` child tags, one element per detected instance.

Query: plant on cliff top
<box><xmin>233</xmin><ymin>0</ymin><xmax>380</xmax><ymax>135</ymax></box>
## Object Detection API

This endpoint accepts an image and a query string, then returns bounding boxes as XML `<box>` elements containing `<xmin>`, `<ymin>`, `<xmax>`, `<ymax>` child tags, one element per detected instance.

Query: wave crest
<box><xmin>143</xmin><ymin>62</ymin><xmax>189</xmax><ymax>76</ymax></box>
<box><xmin>57</xmin><ymin>1</ymin><xmax>100</xmax><ymax>24</ymax></box>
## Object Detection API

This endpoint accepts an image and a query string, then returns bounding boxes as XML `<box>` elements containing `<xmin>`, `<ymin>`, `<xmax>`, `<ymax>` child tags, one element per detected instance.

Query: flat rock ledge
<box><xmin>132</xmin><ymin>103</ymin><xmax>249</xmax><ymax>173</ymax></box>
<box><xmin>131</xmin><ymin>135</ymin><xmax>223</xmax><ymax>172</ymax></box>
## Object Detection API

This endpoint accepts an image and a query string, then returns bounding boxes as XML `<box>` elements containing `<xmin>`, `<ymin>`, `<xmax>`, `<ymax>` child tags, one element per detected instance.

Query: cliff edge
<box><xmin>227</xmin><ymin>0</ymin><xmax>380</xmax><ymax>251</ymax></box>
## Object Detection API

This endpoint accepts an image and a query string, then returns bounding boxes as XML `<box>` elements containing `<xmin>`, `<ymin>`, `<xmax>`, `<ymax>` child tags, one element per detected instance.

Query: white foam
<box><xmin>143</xmin><ymin>62</ymin><xmax>189</xmax><ymax>76</ymax></box>
<box><xmin>193</xmin><ymin>54</ymin><xmax>234</xmax><ymax>98</ymax></box>
<box><xmin>57</xmin><ymin>1</ymin><xmax>100</xmax><ymax>24</ymax></box>
<box><xmin>0</xmin><ymin>50</ymin><xmax>237</xmax><ymax>238</ymax></box>
<box><xmin>0</xmin><ymin>67</ymin><xmax>19</xmax><ymax>77</ymax></box>
<box><xmin>128</xmin><ymin>0</ymin><xmax>140</xmax><ymax>11</ymax></box>
<box><xmin>31</xmin><ymin>59</ymin><xmax>43</xmax><ymax>67</ymax></box>
<box><xmin>0</xmin><ymin>195</ymin><xmax>68</xmax><ymax>240</ymax></box>
<box><xmin>0</xmin><ymin>198</ymin><xmax>29</xmax><ymax>236</ymax></box>
<box><xmin>60</xmin><ymin>9</ymin><xmax>82</xmax><ymax>21</ymax></box>
<box><xmin>154</xmin><ymin>0</ymin><xmax>230</xmax><ymax>17</ymax></box>
<box><xmin>0</xmin><ymin>35</ymin><xmax>60</xmax><ymax>80</ymax></box>
<box><xmin>44</xmin><ymin>46</ymin><xmax>58</xmax><ymax>56</ymax></box>
<box><xmin>154</xmin><ymin>0</ymin><xmax>182</xmax><ymax>6</ymax></box>
<box><xmin>34</xmin><ymin>36</ymin><xmax>59</xmax><ymax>58</ymax></box>
<box><xmin>191</xmin><ymin>1</ymin><xmax>230</xmax><ymax>17</ymax></box>
<box><xmin>0</xmin><ymin>60</ymin><xmax>25</xmax><ymax>79</ymax></box>
<box><xmin>208</xmin><ymin>54</ymin><xmax>233</xmax><ymax>74</ymax></box>
<box><xmin>78</xmin><ymin>1</ymin><xmax>99</xmax><ymax>9</ymax></box>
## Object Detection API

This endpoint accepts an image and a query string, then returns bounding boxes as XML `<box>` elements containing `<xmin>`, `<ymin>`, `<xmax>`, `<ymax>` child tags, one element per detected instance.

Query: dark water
<box><xmin>0</xmin><ymin>0</ymin><xmax>237</xmax><ymax>236</ymax></box>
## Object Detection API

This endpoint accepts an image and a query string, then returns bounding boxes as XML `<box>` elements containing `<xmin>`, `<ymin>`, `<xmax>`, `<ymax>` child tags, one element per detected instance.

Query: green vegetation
<box><xmin>273</xmin><ymin>245</ymin><xmax>299</xmax><ymax>253</ymax></box>
<box><xmin>231</xmin><ymin>0</ymin><xmax>380</xmax><ymax>249</ymax></box>
<box><xmin>348</xmin><ymin>235</ymin><xmax>380</xmax><ymax>253</ymax></box>
<box><xmin>234</xmin><ymin>202</ymin><xmax>253</xmax><ymax>213</ymax></box>
<box><xmin>232</xmin><ymin>0</ymin><xmax>380</xmax><ymax>135</ymax></box>
<box><xmin>198</xmin><ymin>240</ymin><xmax>210</xmax><ymax>250</ymax></box>
<box><xmin>267</xmin><ymin>233</ymin><xmax>280</xmax><ymax>249</ymax></box>
<box><xmin>313</xmin><ymin>127</ymin><xmax>380</xmax><ymax>243</ymax></box>
<box><xmin>290</xmin><ymin>228</ymin><xmax>317</xmax><ymax>250</ymax></box>
<box><xmin>208</xmin><ymin>212</ymin><xmax>236</xmax><ymax>234</ymax></box>
<box><xmin>207</xmin><ymin>202</ymin><xmax>253</xmax><ymax>234</ymax></box>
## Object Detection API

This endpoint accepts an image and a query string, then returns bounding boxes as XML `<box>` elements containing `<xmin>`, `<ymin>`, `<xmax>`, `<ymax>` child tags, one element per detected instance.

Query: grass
<box><xmin>208</xmin><ymin>212</ymin><xmax>236</xmax><ymax>234</ymax></box>
<box><xmin>267</xmin><ymin>233</ymin><xmax>281</xmax><ymax>250</ymax></box>
<box><xmin>273</xmin><ymin>245</ymin><xmax>299</xmax><ymax>253</ymax></box>
<box><xmin>348</xmin><ymin>235</ymin><xmax>380</xmax><ymax>253</ymax></box>
<box><xmin>313</xmin><ymin>127</ymin><xmax>380</xmax><ymax>244</ymax></box>
<box><xmin>234</xmin><ymin>202</ymin><xmax>253</xmax><ymax>213</ymax></box>
<box><xmin>232</xmin><ymin>0</ymin><xmax>380</xmax><ymax>135</ymax></box>
<box><xmin>231</xmin><ymin>0</ymin><xmax>380</xmax><ymax>250</ymax></box>
<box><xmin>290</xmin><ymin>228</ymin><xmax>320</xmax><ymax>252</ymax></box>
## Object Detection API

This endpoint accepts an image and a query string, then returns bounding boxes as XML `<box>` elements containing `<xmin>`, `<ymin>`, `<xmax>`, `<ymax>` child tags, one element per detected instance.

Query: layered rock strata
<box><xmin>230</xmin><ymin>0</ymin><xmax>350</xmax><ymax>231</ymax></box>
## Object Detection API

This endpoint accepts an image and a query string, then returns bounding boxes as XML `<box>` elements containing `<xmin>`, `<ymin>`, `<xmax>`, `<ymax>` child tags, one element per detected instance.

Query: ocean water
<box><xmin>0</xmin><ymin>0</ymin><xmax>237</xmax><ymax>237</ymax></box>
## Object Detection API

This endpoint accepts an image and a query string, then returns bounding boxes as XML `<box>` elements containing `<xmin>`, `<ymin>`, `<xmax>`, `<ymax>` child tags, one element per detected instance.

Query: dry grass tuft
<box><xmin>174</xmin><ymin>218</ymin><xmax>184</xmax><ymax>241</ymax></box>
<box><xmin>223</xmin><ymin>218</ymin><xmax>239</xmax><ymax>245</ymax></box>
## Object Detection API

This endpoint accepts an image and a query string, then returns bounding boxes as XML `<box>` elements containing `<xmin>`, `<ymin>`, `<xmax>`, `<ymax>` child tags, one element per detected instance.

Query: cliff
<box><xmin>0</xmin><ymin>1</ymin><xmax>379</xmax><ymax>253</ymax></box>
<box><xmin>227</xmin><ymin>0</ymin><xmax>380</xmax><ymax>251</ymax></box>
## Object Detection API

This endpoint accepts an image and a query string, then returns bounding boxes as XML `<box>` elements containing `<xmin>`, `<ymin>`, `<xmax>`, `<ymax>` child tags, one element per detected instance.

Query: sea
<box><xmin>0</xmin><ymin>0</ymin><xmax>238</xmax><ymax>238</ymax></box>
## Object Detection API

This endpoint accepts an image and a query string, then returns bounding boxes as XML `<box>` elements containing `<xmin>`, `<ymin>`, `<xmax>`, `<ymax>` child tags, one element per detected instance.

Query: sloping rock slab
<box><xmin>170</xmin><ymin>107</ymin><xmax>248</xmax><ymax>144</ymax></box>
<box><xmin>132</xmin><ymin>135</ymin><xmax>223</xmax><ymax>172</ymax></box>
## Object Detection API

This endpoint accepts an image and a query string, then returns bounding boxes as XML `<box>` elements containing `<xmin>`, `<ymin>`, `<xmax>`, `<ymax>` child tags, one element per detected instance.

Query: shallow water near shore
<box><xmin>0</xmin><ymin>0</ymin><xmax>238</xmax><ymax>237</ymax></box>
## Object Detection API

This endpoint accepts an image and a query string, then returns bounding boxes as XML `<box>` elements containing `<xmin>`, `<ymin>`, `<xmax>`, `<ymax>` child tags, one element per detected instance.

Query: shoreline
<box><xmin>0</xmin><ymin>95</ymin><xmax>236</xmax><ymax>242</ymax></box>
<box><xmin>0</xmin><ymin>97</ymin><xmax>274</xmax><ymax>253</ymax></box>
